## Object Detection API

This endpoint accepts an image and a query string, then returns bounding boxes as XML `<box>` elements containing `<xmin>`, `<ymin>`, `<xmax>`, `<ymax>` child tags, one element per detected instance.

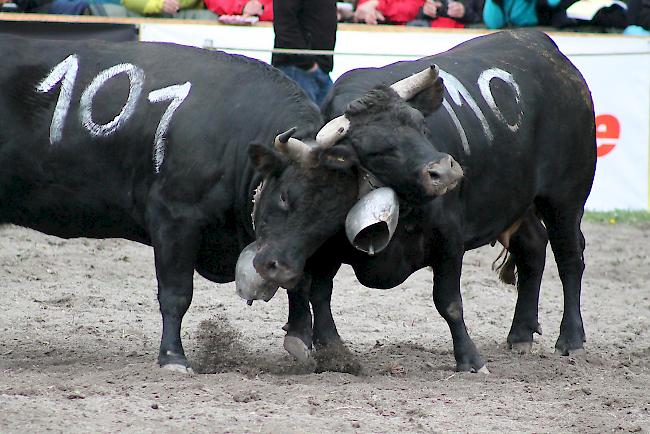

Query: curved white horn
<box><xmin>274</xmin><ymin>128</ymin><xmax>314</xmax><ymax>165</ymax></box>
<box><xmin>390</xmin><ymin>64</ymin><xmax>439</xmax><ymax>101</ymax></box>
<box><xmin>315</xmin><ymin>115</ymin><xmax>350</xmax><ymax>148</ymax></box>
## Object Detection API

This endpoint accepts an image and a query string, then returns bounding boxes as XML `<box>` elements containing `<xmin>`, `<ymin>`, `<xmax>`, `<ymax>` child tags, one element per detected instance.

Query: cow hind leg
<box><xmin>506</xmin><ymin>213</ymin><xmax>548</xmax><ymax>353</ymax></box>
<box><xmin>536</xmin><ymin>199</ymin><xmax>587</xmax><ymax>355</ymax></box>
<box><xmin>148</xmin><ymin>207</ymin><xmax>202</xmax><ymax>373</ymax></box>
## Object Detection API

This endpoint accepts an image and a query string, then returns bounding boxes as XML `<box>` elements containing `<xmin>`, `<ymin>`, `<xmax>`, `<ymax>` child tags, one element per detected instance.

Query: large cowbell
<box><xmin>345</xmin><ymin>187</ymin><xmax>399</xmax><ymax>255</ymax></box>
<box><xmin>235</xmin><ymin>242</ymin><xmax>280</xmax><ymax>303</ymax></box>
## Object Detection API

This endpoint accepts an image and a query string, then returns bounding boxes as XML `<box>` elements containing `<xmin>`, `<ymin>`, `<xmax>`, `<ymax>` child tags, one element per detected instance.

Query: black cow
<box><xmin>0</xmin><ymin>35</ymin><xmax>460</xmax><ymax>372</ymax></box>
<box><xmin>251</xmin><ymin>29</ymin><xmax>597</xmax><ymax>373</ymax></box>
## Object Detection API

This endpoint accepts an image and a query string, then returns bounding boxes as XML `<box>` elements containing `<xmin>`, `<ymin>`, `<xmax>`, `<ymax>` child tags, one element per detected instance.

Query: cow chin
<box><xmin>426</xmin><ymin>179</ymin><xmax>460</xmax><ymax>198</ymax></box>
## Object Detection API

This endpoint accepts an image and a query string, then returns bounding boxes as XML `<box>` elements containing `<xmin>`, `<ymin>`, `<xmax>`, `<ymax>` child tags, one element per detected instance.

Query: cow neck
<box><xmin>357</xmin><ymin>167</ymin><xmax>413</xmax><ymax>218</ymax></box>
<box><xmin>357</xmin><ymin>167</ymin><xmax>383</xmax><ymax>199</ymax></box>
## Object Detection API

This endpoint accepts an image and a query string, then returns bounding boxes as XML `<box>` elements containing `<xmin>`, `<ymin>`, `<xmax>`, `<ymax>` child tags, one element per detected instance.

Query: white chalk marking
<box><xmin>478</xmin><ymin>68</ymin><xmax>523</xmax><ymax>133</ymax></box>
<box><xmin>439</xmin><ymin>69</ymin><xmax>493</xmax><ymax>143</ymax></box>
<box><xmin>36</xmin><ymin>54</ymin><xmax>79</xmax><ymax>145</ymax></box>
<box><xmin>147</xmin><ymin>82</ymin><xmax>191</xmax><ymax>173</ymax></box>
<box><xmin>442</xmin><ymin>99</ymin><xmax>470</xmax><ymax>155</ymax></box>
<box><xmin>79</xmin><ymin>63</ymin><xmax>145</xmax><ymax>137</ymax></box>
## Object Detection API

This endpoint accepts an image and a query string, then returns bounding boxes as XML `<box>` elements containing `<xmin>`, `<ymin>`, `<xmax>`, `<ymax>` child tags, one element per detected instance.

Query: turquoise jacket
<box><xmin>483</xmin><ymin>0</ymin><xmax>560</xmax><ymax>28</ymax></box>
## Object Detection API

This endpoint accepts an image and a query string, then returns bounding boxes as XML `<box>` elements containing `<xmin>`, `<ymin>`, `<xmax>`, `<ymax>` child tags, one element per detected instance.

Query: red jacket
<box><xmin>205</xmin><ymin>0</ymin><xmax>274</xmax><ymax>21</ymax></box>
<box><xmin>357</xmin><ymin>0</ymin><xmax>424</xmax><ymax>24</ymax></box>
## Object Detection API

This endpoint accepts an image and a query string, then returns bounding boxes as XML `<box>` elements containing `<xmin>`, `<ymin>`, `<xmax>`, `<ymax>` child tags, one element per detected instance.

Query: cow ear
<box><xmin>408</xmin><ymin>76</ymin><xmax>444</xmax><ymax>116</ymax></box>
<box><xmin>249</xmin><ymin>143</ymin><xmax>287</xmax><ymax>176</ymax></box>
<box><xmin>318</xmin><ymin>144</ymin><xmax>359</xmax><ymax>171</ymax></box>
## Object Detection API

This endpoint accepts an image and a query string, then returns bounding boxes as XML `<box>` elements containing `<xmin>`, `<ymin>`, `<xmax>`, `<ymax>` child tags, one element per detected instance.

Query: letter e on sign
<box><xmin>595</xmin><ymin>114</ymin><xmax>619</xmax><ymax>158</ymax></box>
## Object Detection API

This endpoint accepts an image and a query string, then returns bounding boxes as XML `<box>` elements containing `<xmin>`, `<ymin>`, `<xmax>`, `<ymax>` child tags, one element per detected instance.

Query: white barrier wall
<box><xmin>140</xmin><ymin>24</ymin><xmax>650</xmax><ymax>211</ymax></box>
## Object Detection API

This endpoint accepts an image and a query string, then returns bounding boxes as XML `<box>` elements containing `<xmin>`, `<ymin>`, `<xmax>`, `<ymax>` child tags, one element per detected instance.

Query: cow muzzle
<box><xmin>235</xmin><ymin>242</ymin><xmax>280</xmax><ymax>303</ymax></box>
<box><xmin>422</xmin><ymin>154</ymin><xmax>463</xmax><ymax>197</ymax></box>
<box><xmin>345</xmin><ymin>187</ymin><xmax>400</xmax><ymax>256</ymax></box>
<box><xmin>251</xmin><ymin>246</ymin><xmax>302</xmax><ymax>290</ymax></box>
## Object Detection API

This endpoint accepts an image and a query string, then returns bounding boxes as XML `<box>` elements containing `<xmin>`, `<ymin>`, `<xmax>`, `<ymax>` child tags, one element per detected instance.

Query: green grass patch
<box><xmin>584</xmin><ymin>210</ymin><xmax>650</xmax><ymax>224</ymax></box>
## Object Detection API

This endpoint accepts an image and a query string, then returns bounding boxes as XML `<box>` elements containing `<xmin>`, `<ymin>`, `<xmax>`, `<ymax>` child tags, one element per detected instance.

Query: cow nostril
<box><xmin>428</xmin><ymin>169</ymin><xmax>441</xmax><ymax>182</ymax></box>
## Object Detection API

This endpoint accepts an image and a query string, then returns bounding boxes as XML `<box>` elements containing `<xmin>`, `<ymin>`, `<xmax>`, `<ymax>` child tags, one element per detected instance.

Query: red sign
<box><xmin>596</xmin><ymin>114</ymin><xmax>620</xmax><ymax>158</ymax></box>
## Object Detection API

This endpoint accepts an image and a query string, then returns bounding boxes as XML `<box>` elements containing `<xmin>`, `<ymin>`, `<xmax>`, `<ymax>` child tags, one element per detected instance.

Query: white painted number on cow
<box><xmin>477</xmin><ymin>68</ymin><xmax>523</xmax><ymax>133</ymax></box>
<box><xmin>37</xmin><ymin>55</ymin><xmax>192</xmax><ymax>174</ymax></box>
<box><xmin>442</xmin><ymin>99</ymin><xmax>470</xmax><ymax>155</ymax></box>
<box><xmin>439</xmin><ymin>69</ymin><xmax>494</xmax><ymax>146</ymax></box>
<box><xmin>36</xmin><ymin>54</ymin><xmax>79</xmax><ymax>145</ymax></box>
<box><xmin>147</xmin><ymin>82</ymin><xmax>192</xmax><ymax>173</ymax></box>
<box><xmin>439</xmin><ymin>67</ymin><xmax>523</xmax><ymax>155</ymax></box>
<box><xmin>79</xmin><ymin>63</ymin><xmax>145</xmax><ymax>137</ymax></box>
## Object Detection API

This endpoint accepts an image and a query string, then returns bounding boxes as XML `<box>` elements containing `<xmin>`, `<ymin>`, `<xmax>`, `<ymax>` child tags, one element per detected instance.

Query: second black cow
<box><xmin>251</xmin><ymin>29</ymin><xmax>597</xmax><ymax>373</ymax></box>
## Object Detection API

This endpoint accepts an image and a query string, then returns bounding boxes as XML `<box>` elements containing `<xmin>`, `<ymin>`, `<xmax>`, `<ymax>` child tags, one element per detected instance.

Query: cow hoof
<box><xmin>555</xmin><ymin>347</ymin><xmax>585</xmax><ymax>357</ymax></box>
<box><xmin>313</xmin><ymin>341</ymin><xmax>364</xmax><ymax>375</ymax></box>
<box><xmin>472</xmin><ymin>365</ymin><xmax>490</xmax><ymax>375</ymax></box>
<box><xmin>510</xmin><ymin>341</ymin><xmax>533</xmax><ymax>354</ymax></box>
<box><xmin>162</xmin><ymin>363</ymin><xmax>195</xmax><ymax>374</ymax></box>
<box><xmin>283</xmin><ymin>336</ymin><xmax>313</xmax><ymax>364</ymax></box>
<box><xmin>569</xmin><ymin>348</ymin><xmax>586</xmax><ymax>356</ymax></box>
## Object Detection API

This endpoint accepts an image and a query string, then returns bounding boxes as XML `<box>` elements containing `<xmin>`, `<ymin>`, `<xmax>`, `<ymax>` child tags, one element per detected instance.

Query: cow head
<box><xmin>319</xmin><ymin>65</ymin><xmax>464</xmax><ymax>204</ymax></box>
<box><xmin>249</xmin><ymin>129</ymin><xmax>359</xmax><ymax>288</ymax></box>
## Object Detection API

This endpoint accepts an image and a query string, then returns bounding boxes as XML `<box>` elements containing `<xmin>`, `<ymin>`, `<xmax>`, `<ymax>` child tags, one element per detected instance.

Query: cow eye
<box><xmin>279</xmin><ymin>191</ymin><xmax>289</xmax><ymax>210</ymax></box>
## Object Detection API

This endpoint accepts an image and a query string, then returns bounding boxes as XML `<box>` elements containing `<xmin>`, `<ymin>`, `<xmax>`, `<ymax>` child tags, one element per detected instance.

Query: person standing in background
<box><xmin>272</xmin><ymin>0</ymin><xmax>337</xmax><ymax>106</ymax></box>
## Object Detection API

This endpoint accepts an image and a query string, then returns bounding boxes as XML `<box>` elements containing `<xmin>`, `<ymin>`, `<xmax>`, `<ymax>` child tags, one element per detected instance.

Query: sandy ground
<box><xmin>1</xmin><ymin>221</ymin><xmax>649</xmax><ymax>433</ymax></box>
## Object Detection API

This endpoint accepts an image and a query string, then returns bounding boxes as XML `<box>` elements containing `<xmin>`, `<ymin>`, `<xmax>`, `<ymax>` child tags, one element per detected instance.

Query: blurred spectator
<box><xmin>482</xmin><ymin>0</ymin><xmax>560</xmax><ymax>28</ymax></box>
<box><xmin>91</xmin><ymin>0</ymin><xmax>217</xmax><ymax>17</ymax></box>
<box><xmin>408</xmin><ymin>0</ymin><xmax>482</xmax><ymax>27</ymax></box>
<box><xmin>337</xmin><ymin>0</ymin><xmax>354</xmax><ymax>21</ymax></box>
<box><xmin>538</xmin><ymin>0</ymin><xmax>629</xmax><ymax>29</ymax></box>
<box><xmin>122</xmin><ymin>0</ymin><xmax>217</xmax><ymax>17</ymax></box>
<box><xmin>354</xmin><ymin>0</ymin><xmax>423</xmax><ymax>24</ymax></box>
<box><xmin>626</xmin><ymin>0</ymin><xmax>650</xmax><ymax>29</ymax></box>
<box><xmin>272</xmin><ymin>0</ymin><xmax>337</xmax><ymax>106</ymax></box>
<box><xmin>205</xmin><ymin>0</ymin><xmax>273</xmax><ymax>20</ymax></box>
<box><xmin>86</xmin><ymin>0</ymin><xmax>130</xmax><ymax>15</ymax></box>
<box><xmin>0</xmin><ymin>0</ymin><xmax>89</xmax><ymax>13</ymax></box>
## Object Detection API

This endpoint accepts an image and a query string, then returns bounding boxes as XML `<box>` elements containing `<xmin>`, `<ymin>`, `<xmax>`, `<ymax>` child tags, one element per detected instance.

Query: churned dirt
<box><xmin>1</xmin><ymin>222</ymin><xmax>649</xmax><ymax>433</ymax></box>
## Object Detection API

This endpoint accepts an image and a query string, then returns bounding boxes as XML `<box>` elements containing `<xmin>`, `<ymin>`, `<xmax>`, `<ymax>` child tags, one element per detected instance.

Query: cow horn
<box><xmin>390</xmin><ymin>64</ymin><xmax>439</xmax><ymax>101</ymax></box>
<box><xmin>274</xmin><ymin>127</ymin><xmax>314</xmax><ymax>165</ymax></box>
<box><xmin>315</xmin><ymin>115</ymin><xmax>350</xmax><ymax>148</ymax></box>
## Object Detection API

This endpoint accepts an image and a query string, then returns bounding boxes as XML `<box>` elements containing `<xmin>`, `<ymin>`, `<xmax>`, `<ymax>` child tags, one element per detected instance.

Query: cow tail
<box><xmin>492</xmin><ymin>247</ymin><xmax>517</xmax><ymax>286</ymax></box>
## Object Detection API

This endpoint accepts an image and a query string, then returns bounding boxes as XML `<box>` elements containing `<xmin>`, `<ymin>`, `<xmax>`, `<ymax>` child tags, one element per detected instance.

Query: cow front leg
<box><xmin>283</xmin><ymin>278</ymin><xmax>314</xmax><ymax>364</ymax></box>
<box><xmin>309</xmin><ymin>274</ymin><xmax>362</xmax><ymax>375</ymax></box>
<box><xmin>432</xmin><ymin>249</ymin><xmax>488</xmax><ymax>373</ymax></box>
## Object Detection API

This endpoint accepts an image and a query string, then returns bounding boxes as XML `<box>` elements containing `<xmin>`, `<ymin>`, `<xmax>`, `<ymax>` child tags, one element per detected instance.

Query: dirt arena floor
<box><xmin>1</xmin><ymin>221</ymin><xmax>649</xmax><ymax>433</ymax></box>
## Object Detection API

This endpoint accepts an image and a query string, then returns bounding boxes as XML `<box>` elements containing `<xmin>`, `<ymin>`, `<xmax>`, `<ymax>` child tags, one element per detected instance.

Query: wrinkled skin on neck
<box><xmin>250</xmin><ymin>146</ymin><xmax>358</xmax><ymax>288</ymax></box>
<box><xmin>333</xmin><ymin>85</ymin><xmax>462</xmax><ymax>204</ymax></box>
